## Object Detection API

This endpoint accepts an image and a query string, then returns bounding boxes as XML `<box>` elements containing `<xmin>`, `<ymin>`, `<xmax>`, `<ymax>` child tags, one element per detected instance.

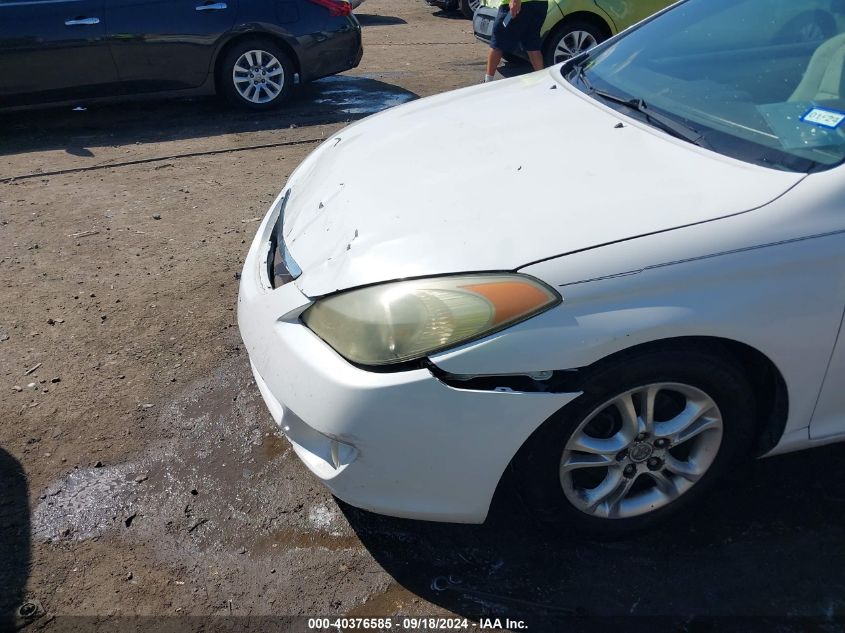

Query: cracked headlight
<box><xmin>302</xmin><ymin>273</ymin><xmax>561</xmax><ymax>367</ymax></box>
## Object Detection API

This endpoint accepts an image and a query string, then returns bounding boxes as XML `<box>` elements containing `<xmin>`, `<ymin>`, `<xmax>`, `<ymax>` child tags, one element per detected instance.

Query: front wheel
<box><xmin>461</xmin><ymin>0</ymin><xmax>481</xmax><ymax>19</ymax></box>
<box><xmin>543</xmin><ymin>20</ymin><xmax>605</xmax><ymax>67</ymax></box>
<box><xmin>512</xmin><ymin>347</ymin><xmax>756</xmax><ymax>537</ymax></box>
<box><xmin>218</xmin><ymin>39</ymin><xmax>294</xmax><ymax>111</ymax></box>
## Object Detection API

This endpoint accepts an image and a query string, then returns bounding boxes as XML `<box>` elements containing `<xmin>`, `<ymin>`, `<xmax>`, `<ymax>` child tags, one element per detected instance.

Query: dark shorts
<box><xmin>490</xmin><ymin>1</ymin><xmax>548</xmax><ymax>53</ymax></box>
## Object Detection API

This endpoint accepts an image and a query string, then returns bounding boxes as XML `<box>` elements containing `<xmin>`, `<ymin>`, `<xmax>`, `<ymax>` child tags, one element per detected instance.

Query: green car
<box><xmin>475</xmin><ymin>0</ymin><xmax>845</xmax><ymax>67</ymax></box>
<box><xmin>473</xmin><ymin>0</ymin><xmax>676</xmax><ymax>66</ymax></box>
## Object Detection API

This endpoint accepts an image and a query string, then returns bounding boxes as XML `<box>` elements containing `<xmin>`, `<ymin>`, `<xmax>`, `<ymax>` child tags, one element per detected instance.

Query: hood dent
<box><xmin>284</xmin><ymin>75</ymin><xmax>804</xmax><ymax>297</ymax></box>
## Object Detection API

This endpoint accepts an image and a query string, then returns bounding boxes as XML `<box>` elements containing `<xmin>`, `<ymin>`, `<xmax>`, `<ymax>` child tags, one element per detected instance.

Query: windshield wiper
<box><xmin>573</xmin><ymin>63</ymin><xmax>594</xmax><ymax>93</ymax></box>
<box><xmin>593</xmin><ymin>90</ymin><xmax>709</xmax><ymax>147</ymax></box>
<box><xmin>569</xmin><ymin>65</ymin><xmax>708</xmax><ymax>148</ymax></box>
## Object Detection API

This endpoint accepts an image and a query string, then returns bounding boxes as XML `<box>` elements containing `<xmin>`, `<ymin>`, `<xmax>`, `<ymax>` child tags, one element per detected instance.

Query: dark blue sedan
<box><xmin>0</xmin><ymin>0</ymin><xmax>363</xmax><ymax>110</ymax></box>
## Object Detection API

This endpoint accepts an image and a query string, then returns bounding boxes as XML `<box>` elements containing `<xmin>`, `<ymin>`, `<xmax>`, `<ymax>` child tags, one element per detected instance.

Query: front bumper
<box><xmin>237</xmin><ymin>198</ymin><xmax>577</xmax><ymax>523</ymax></box>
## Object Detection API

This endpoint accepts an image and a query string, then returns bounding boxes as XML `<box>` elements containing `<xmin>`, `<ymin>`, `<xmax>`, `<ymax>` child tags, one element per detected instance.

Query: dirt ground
<box><xmin>2</xmin><ymin>2</ymin><xmax>845</xmax><ymax>632</ymax></box>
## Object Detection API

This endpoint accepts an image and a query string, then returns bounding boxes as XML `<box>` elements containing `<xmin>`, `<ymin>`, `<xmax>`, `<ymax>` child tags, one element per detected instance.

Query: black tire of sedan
<box><xmin>511</xmin><ymin>346</ymin><xmax>756</xmax><ymax>538</ymax></box>
<box><xmin>543</xmin><ymin>20</ymin><xmax>605</xmax><ymax>67</ymax></box>
<box><xmin>218</xmin><ymin>39</ymin><xmax>294</xmax><ymax>111</ymax></box>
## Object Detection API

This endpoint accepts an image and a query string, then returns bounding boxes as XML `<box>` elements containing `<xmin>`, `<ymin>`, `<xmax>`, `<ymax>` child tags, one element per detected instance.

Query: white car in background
<box><xmin>240</xmin><ymin>0</ymin><xmax>845</xmax><ymax>536</ymax></box>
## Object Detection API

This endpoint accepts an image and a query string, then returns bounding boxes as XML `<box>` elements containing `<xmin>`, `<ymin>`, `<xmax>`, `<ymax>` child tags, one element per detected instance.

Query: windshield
<box><xmin>567</xmin><ymin>0</ymin><xmax>845</xmax><ymax>172</ymax></box>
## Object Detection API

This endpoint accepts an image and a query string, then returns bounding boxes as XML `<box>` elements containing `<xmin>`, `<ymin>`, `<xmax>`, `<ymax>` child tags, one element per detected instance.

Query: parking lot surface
<box><xmin>1</xmin><ymin>2</ymin><xmax>844</xmax><ymax>631</ymax></box>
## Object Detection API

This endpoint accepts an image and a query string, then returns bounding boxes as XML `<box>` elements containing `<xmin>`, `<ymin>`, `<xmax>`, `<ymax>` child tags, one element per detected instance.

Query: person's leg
<box><xmin>519</xmin><ymin>1</ymin><xmax>548</xmax><ymax>72</ymax></box>
<box><xmin>486</xmin><ymin>5</ymin><xmax>511</xmax><ymax>82</ymax></box>
<box><xmin>486</xmin><ymin>48</ymin><xmax>504</xmax><ymax>80</ymax></box>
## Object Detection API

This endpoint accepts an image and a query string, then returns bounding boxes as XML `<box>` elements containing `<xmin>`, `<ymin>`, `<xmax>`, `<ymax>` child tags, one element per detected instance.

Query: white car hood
<box><xmin>283</xmin><ymin>70</ymin><xmax>804</xmax><ymax>297</ymax></box>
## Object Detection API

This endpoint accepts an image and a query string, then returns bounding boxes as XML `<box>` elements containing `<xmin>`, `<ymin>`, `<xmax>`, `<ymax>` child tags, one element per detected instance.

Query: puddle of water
<box><xmin>29</xmin><ymin>355</ymin><xmax>394</xmax><ymax>614</ymax></box>
<box><xmin>310</xmin><ymin>76</ymin><xmax>417</xmax><ymax>116</ymax></box>
<box><xmin>261</xmin><ymin>432</ymin><xmax>289</xmax><ymax>461</ymax></box>
<box><xmin>33</xmin><ymin>462</ymin><xmax>141</xmax><ymax>541</ymax></box>
<box><xmin>253</xmin><ymin>528</ymin><xmax>361</xmax><ymax>552</ymax></box>
<box><xmin>347</xmin><ymin>583</ymin><xmax>423</xmax><ymax>617</ymax></box>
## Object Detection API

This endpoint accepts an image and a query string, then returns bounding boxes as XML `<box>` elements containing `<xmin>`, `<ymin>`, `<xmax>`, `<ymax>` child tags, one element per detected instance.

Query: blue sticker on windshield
<box><xmin>801</xmin><ymin>107</ymin><xmax>845</xmax><ymax>129</ymax></box>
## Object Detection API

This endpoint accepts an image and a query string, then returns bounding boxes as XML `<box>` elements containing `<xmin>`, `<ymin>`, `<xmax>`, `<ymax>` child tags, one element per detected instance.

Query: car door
<box><xmin>593</xmin><ymin>0</ymin><xmax>669</xmax><ymax>30</ymax></box>
<box><xmin>0</xmin><ymin>0</ymin><xmax>119</xmax><ymax>106</ymax></box>
<box><xmin>105</xmin><ymin>0</ymin><xmax>238</xmax><ymax>92</ymax></box>
<box><xmin>810</xmin><ymin>314</ymin><xmax>845</xmax><ymax>440</ymax></box>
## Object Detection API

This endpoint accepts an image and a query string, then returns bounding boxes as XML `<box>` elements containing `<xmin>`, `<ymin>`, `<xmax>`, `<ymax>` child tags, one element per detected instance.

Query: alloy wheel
<box><xmin>461</xmin><ymin>0</ymin><xmax>481</xmax><ymax>18</ymax></box>
<box><xmin>232</xmin><ymin>49</ymin><xmax>285</xmax><ymax>105</ymax></box>
<box><xmin>553</xmin><ymin>30</ymin><xmax>598</xmax><ymax>65</ymax></box>
<box><xmin>559</xmin><ymin>383</ymin><xmax>723</xmax><ymax>519</ymax></box>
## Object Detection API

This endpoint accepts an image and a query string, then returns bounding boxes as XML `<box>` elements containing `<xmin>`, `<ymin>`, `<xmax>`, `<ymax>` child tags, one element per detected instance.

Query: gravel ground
<box><xmin>1</xmin><ymin>2</ymin><xmax>844</xmax><ymax>632</ymax></box>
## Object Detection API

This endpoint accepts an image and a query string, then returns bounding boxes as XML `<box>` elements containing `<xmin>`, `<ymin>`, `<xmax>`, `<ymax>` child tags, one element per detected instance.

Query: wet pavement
<box><xmin>31</xmin><ymin>357</ymin><xmax>392</xmax><ymax>616</ymax></box>
<box><xmin>24</xmin><ymin>350</ymin><xmax>845</xmax><ymax>630</ymax></box>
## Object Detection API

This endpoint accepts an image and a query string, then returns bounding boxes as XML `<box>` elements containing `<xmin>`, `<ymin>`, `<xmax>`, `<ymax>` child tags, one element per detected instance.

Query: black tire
<box><xmin>543</xmin><ymin>19</ymin><xmax>606</xmax><ymax>67</ymax></box>
<box><xmin>460</xmin><ymin>0</ymin><xmax>479</xmax><ymax>19</ymax></box>
<box><xmin>511</xmin><ymin>345</ymin><xmax>757</xmax><ymax>538</ymax></box>
<box><xmin>218</xmin><ymin>39</ymin><xmax>295</xmax><ymax>111</ymax></box>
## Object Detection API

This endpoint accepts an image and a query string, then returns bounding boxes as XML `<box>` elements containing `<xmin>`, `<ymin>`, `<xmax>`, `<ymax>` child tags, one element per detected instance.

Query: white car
<box><xmin>239</xmin><ymin>0</ymin><xmax>845</xmax><ymax>535</ymax></box>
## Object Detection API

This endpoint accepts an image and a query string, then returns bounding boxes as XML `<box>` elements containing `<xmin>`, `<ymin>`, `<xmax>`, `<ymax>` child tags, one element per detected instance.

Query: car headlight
<box><xmin>301</xmin><ymin>273</ymin><xmax>561</xmax><ymax>366</ymax></box>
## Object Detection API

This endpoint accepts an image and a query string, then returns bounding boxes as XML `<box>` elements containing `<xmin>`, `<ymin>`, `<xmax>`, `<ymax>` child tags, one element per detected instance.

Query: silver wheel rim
<box><xmin>560</xmin><ymin>382</ymin><xmax>723</xmax><ymax>520</ymax></box>
<box><xmin>232</xmin><ymin>49</ymin><xmax>285</xmax><ymax>104</ymax></box>
<box><xmin>468</xmin><ymin>0</ymin><xmax>481</xmax><ymax>12</ymax></box>
<box><xmin>553</xmin><ymin>30</ymin><xmax>598</xmax><ymax>65</ymax></box>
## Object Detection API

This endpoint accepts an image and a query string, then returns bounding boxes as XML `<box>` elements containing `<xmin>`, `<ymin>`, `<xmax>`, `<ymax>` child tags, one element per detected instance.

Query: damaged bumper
<box><xmin>237</xmin><ymin>200</ymin><xmax>578</xmax><ymax>523</ymax></box>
